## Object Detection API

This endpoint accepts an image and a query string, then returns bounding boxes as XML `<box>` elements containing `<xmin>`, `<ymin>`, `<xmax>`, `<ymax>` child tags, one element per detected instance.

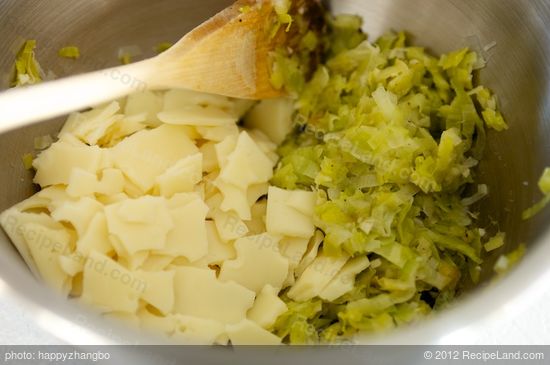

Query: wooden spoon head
<box><xmin>153</xmin><ymin>0</ymin><xmax>323</xmax><ymax>100</ymax></box>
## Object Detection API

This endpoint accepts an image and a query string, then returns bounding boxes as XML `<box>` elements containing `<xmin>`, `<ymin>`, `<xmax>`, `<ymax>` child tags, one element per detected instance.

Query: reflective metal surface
<box><xmin>0</xmin><ymin>0</ymin><xmax>549</xmax><ymax>346</ymax></box>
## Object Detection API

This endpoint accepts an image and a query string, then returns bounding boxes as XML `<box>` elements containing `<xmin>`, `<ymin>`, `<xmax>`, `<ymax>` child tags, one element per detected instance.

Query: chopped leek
<box><xmin>58</xmin><ymin>46</ymin><xmax>80</xmax><ymax>59</ymax></box>
<box><xmin>271</xmin><ymin>13</ymin><xmax>508</xmax><ymax>343</ymax></box>
<box><xmin>11</xmin><ymin>40</ymin><xmax>42</xmax><ymax>87</ymax></box>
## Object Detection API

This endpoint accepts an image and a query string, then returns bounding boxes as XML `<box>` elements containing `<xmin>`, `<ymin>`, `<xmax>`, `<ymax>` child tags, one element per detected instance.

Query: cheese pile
<box><xmin>0</xmin><ymin>90</ymin><xmax>347</xmax><ymax>345</ymax></box>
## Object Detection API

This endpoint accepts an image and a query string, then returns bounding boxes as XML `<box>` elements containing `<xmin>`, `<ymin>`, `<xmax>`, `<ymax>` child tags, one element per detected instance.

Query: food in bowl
<box><xmin>0</xmin><ymin>2</ymin><xmax>524</xmax><ymax>345</ymax></box>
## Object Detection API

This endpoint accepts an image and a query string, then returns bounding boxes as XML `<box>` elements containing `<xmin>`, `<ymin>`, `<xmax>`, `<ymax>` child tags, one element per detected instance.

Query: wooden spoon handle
<box><xmin>0</xmin><ymin>61</ymin><xmax>152</xmax><ymax>134</ymax></box>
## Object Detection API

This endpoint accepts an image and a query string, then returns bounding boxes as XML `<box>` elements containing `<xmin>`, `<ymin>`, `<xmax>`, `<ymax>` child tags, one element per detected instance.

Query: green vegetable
<box><xmin>522</xmin><ymin>167</ymin><xmax>550</xmax><ymax>220</ymax></box>
<box><xmin>484</xmin><ymin>232</ymin><xmax>505</xmax><ymax>252</ymax></box>
<box><xmin>494</xmin><ymin>244</ymin><xmax>525</xmax><ymax>275</ymax></box>
<box><xmin>11</xmin><ymin>40</ymin><xmax>42</xmax><ymax>87</ymax></box>
<box><xmin>271</xmin><ymin>14</ymin><xmax>508</xmax><ymax>343</ymax></box>
<box><xmin>119</xmin><ymin>54</ymin><xmax>132</xmax><ymax>65</ymax></box>
<box><xmin>21</xmin><ymin>153</ymin><xmax>34</xmax><ymax>170</ymax></box>
<box><xmin>58</xmin><ymin>46</ymin><xmax>80</xmax><ymax>59</ymax></box>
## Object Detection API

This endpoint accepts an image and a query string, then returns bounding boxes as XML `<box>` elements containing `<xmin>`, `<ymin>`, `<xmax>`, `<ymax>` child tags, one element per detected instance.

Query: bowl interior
<box><xmin>1</xmin><ymin>0</ymin><xmax>549</xmax><ymax>344</ymax></box>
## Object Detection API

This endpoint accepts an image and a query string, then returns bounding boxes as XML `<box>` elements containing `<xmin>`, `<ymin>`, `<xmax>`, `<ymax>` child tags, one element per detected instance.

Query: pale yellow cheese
<box><xmin>173</xmin><ymin>266</ymin><xmax>255</xmax><ymax>324</ymax></box>
<box><xmin>213</xmin><ymin>210</ymin><xmax>249</xmax><ymax>242</ymax></box>
<box><xmin>247</xmin><ymin>183</ymin><xmax>268</xmax><ymax>206</ymax></box>
<box><xmin>219</xmin><ymin>233</ymin><xmax>288</xmax><ymax>293</ymax></box>
<box><xmin>155</xmin><ymin>153</ymin><xmax>203</xmax><ymax>198</ymax></box>
<box><xmin>66</xmin><ymin>169</ymin><xmax>98</xmax><ymax>197</ymax></box>
<box><xmin>138</xmin><ymin>308</ymin><xmax>177</xmax><ymax>336</ymax></box>
<box><xmin>33</xmin><ymin>137</ymin><xmax>103</xmax><ymax>187</ymax></box>
<box><xmin>199</xmin><ymin>142</ymin><xmax>218</xmax><ymax>173</ymax></box>
<box><xmin>244</xmin><ymin>98</ymin><xmax>294</xmax><ymax>144</ymax></box>
<box><xmin>219</xmin><ymin>131</ymin><xmax>273</xmax><ymax>190</ymax></box>
<box><xmin>226</xmin><ymin>319</ymin><xmax>282</xmax><ymax>345</ymax></box>
<box><xmin>124</xmin><ymin>91</ymin><xmax>163</xmax><ymax>126</ymax></box>
<box><xmin>158</xmin><ymin>105</ymin><xmax>237</xmax><ymax>127</ymax></box>
<box><xmin>245</xmin><ymin>200</ymin><xmax>267</xmax><ymax>235</ymax></box>
<box><xmin>97</xmin><ymin>169</ymin><xmax>125</xmax><ymax>196</ymax></box>
<box><xmin>248</xmin><ymin>129</ymin><xmax>279</xmax><ymax>166</ymax></box>
<box><xmin>0</xmin><ymin>209</ymin><xmax>66</xmax><ymax>278</ymax></box>
<box><xmin>76</xmin><ymin>211</ymin><xmax>113</xmax><ymax>258</ymax></box>
<box><xmin>111</xmin><ymin>124</ymin><xmax>198</xmax><ymax>192</ymax></box>
<box><xmin>81</xmin><ymin>251</ymin><xmax>142</xmax><ymax>313</ymax></box>
<box><xmin>134</xmin><ymin>270</ymin><xmax>175</xmax><ymax>314</ymax></box>
<box><xmin>216</xmin><ymin>180</ymin><xmax>251</xmax><ymax>220</ymax></box>
<box><xmin>60</xmin><ymin>101</ymin><xmax>120</xmax><ymax>145</ymax></box>
<box><xmin>196</xmin><ymin>124</ymin><xmax>239</xmax><ymax>142</ymax></box>
<box><xmin>205</xmin><ymin>193</ymin><xmax>224</xmax><ymax>219</ymax></box>
<box><xmin>266</xmin><ymin>186</ymin><xmax>316</xmax><ymax>239</ymax></box>
<box><xmin>215</xmin><ymin>135</ymin><xmax>238</xmax><ymax>169</ymax></box>
<box><xmin>280</xmin><ymin>237</ymin><xmax>310</xmax><ymax>271</ymax></box>
<box><xmin>319</xmin><ymin>256</ymin><xmax>370</xmax><ymax>301</ymax></box>
<box><xmin>172</xmin><ymin>315</ymin><xmax>226</xmax><ymax>345</ymax></box>
<box><xmin>287</xmin><ymin>250</ymin><xmax>349</xmax><ymax>302</ymax></box>
<box><xmin>118</xmin><ymin>250</ymin><xmax>149</xmax><ymax>271</ymax></box>
<box><xmin>159</xmin><ymin>195</ymin><xmax>208</xmax><ymax>262</ymax></box>
<box><xmin>162</xmin><ymin>89</ymin><xmax>233</xmax><ymax>111</ymax></box>
<box><xmin>139</xmin><ymin>255</ymin><xmax>174</xmax><ymax>271</ymax></box>
<box><xmin>247</xmin><ymin>285</ymin><xmax>287</xmax><ymax>329</ymax></box>
<box><xmin>104</xmin><ymin>196</ymin><xmax>174</xmax><ymax>255</ymax></box>
<box><xmin>23</xmin><ymin>222</ymin><xmax>72</xmax><ymax>295</ymax></box>
<box><xmin>50</xmin><ymin>197</ymin><xmax>103</xmax><ymax>236</ymax></box>
<box><xmin>193</xmin><ymin>221</ymin><xmax>236</xmax><ymax>267</ymax></box>
<box><xmin>295</xmin><ymin>230</ymin><xmax>324</xmax><ymax>277</ymax></box>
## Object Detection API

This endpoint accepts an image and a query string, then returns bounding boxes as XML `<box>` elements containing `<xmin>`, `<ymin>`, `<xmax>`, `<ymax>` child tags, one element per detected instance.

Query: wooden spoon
<box><xmin>0</xmin><ymin>0</ymin><xmax>314</xmax><ymax>133</ymax></box>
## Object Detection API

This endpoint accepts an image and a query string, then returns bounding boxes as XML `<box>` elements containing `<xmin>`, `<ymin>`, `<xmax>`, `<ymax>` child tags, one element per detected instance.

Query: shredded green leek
<box><xmin>271</xmin><ymin>13</ymin><xmax>509</xmax><ymax>343</ymax></box>
<box><xmin>58</xmin><ymin>46</ymin><xmax>80</xmax><ymax>59</ymax></box>
<box><xmin>11</xmin><ymin>40</ymin><xmax>42</xmax><ymax>87</ymax></box>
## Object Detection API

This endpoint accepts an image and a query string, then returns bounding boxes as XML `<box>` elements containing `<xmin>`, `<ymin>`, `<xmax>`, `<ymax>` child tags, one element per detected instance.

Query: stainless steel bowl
<box><xmin>1</xmin><ymin>0</ymin><xmax>550</xmax><ymax>348</ymax></box>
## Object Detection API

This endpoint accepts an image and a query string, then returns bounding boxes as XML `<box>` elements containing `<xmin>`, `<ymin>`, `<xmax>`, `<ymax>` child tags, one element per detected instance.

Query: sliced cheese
<box><xmin>50</xmin><ymin>197</ymin><xmax>103</xmax><ymax>236</ymax></box>
<box><xmin>219</xmin><ymin>131</ymin><xmax>273</xmax><ymax>190</ymax></box>
<box><xmin>81</xmin><ymin>251</ymin><xmax>142</xmax><ymax>313</ymax></box>
<box><xmin>193</xmin><ymin>221</ymin><xmax>236</xmax><ymax>267</ymax></box>
<box><xmin>226</xmin><ymin>319</ymin><xmax>281</xmax><ymax>345</ymax></box>
<box><xmin>219</xmin><ymin>233</ymin><xmax>288</xmax><ymax>293</ymax></box>
<box><xmin>244</xmin><ymin>98</ymin><xmax>294</xmax><ymax>144</ymax></box>
<box><xmin>266</xmin><ymin>186</ymin><xmax>316</xmax><ymax>239</ymax></box>
<box><xmin>319</xmin><ymin>256</ymin><xmax>370</xmax><ymax>301</ymax></box>
<box><xmin>124</xmin><ymin>91</ymin><xmax>163</xmax><ymax>126</ymax></box>
<box><xmin>173</xmin><ymin>266</ymin><xmax>255</xmax><ymax>324</ymax></box>
<box><xmin>196</xmin><ymin>124</ymin><xmax>239</xmax><ymax>142</ymax></box>
<box><xmin>134</xmin><ymin>270</ymin><xmax>175</xmax><ymax>314</ymax></box>
<box><xmin>287</xmin><ymin>250</ymin><xmax>349</xmax><ymax>302</ymax></box>
<box><xmin>155</xmin><ymin>153</ymin><xmax>203</xmax><ymax>198</ymax></box>
<box><xmin>158</xmin><ymin>105</ymin><xmax>237</xmax><ymax>127</ymax></box>
<box><xmin>33</xmin><ymin>137</ymin><xmax>103</xmax><ymax>187</ymax></box>
<box><xmin>247</xmin><ymin>285</ymin><xmax>287</xmax><ymax>329</ymax></box>
<box><xmin>111</xmin><ymin>124</ymin><xmax>198</xmax><ymax>192</ymax></box>
<box><xmin>172</xmin><ymin>315</ymin><xmax>226</xmax><ymax>345</ymax></box>
<box><xmin>213</xmin><ymin>210</ymin><xmax>249</xmax><ymax>242</ymax></box>
<box><xmin>199</xmin><ymin>142</ymin><xmax>218</xmax><ymax>173</ymax></box>
<box><xmin>104</xmin><ymin>196</ymin><xmax>173</xmax><ymax>255</ymax></box>
<box><xmin>216</xmin><ymin>180</ymin><xmax>251</xmax><ymax>220</ymax></box>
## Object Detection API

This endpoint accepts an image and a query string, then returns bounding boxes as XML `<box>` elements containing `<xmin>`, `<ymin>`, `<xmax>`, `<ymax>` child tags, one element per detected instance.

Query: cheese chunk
<box><xmin>162</xmin><ymin>89</ymin><xmax>233</xmax><ymax>111</ymax></box>
<box><xmin>111</xmin><ymin>124</ymin><xmax>198</xmax><ymax>192</ymax></box>
<box><xmin>138</xmin><ymin>308</ymin><xmax>177</xmax><ymax>336</ymax></box>
<box><xmin>81</xmin><ymin>251</ymin><xmax>142</xmax><ymax>313</ymax></box>
<box><xmin>215</xmin><ymin>135</ymin><xmax>238</xmax><ymax>169</ymax></box>
<box><xmin>158</xmin><ymin>105</ymin><xmax>237</xmax><ymax>127</ymax></box>
<box><xmin>66</xmin><ymin>169</ymin><xmax>98</xmax><ymax>197</ymax></box>
<box><xmin>60</xmin><ymin>101</ymin><xmax>120</xmax><ymax>145</ymax></box>
<box><xmin>97</xmin><ymin>169</ymin><xmax>125</xmax><ymax>196</ymax></box>
<box><xmin>213</xmin><ymin>210</ymin><xmax>248</xmax><ymax>242</ymax></box>
<box><xmin>219</xmin><ymin>131</ymin><xmax>273</xmax><ymax>190</ymax></box>
<box><xmin>319</xmin><ymin>256</ymin><xmax>370</xmax><ymax>301</ymax></box>
<box><xmin>140</xmin><ymin>255</ymin><xmax>174</xmax><ymax>271</ymax></box>
<box><xmin>226</xmin><ymin>319</ymin><xmax>282</xmax><ymax>345</ymax></box>
<box><xmin>245</xmin><ymin>200</ymin><xmax>267</xmax><ymax>235</ymax></box>
<box><xmin>247</xmin><ymin>285</ymin><xmax>287</xmax><ymax>329</ymax></box>
<box><xmin>50</xmin><ymin>197</ymin><xmax>103</xmax><ymax>236</ymax></box>
<box><xmin>155</xmin><ymin>153</ymin><xmax>203</xmax><ymax>198</ymax></box>
<box><xmin>295</xmin><ymin>230</ymin><xmax>324</xmax><ymax>277</ymax></box>
<box><xmin>244</xmin><ymin>98</ymin><xmax>294</xmax><ymax>144</ymax></box>
<box><xmin>247</xmin><ymin>183</ymin><xmax>269</xmax><ymax>206</ymax></box>
<box><xmin>172</xmin><ymin>315</ymin><xmax>226</xmax><ymax>345</ymax></box>
<box><xmin>280</xmin><ymin>237</ymin><xmax>310</xmax><ymax>287</ymax></box>
<box><xmin>193</xmin><ymin>221</ymin><xmax>236</xmax><ymax>267</ymax></box>
<box><xmin>124</xmin><ymin>91</ymin><xmax>163</xmax><ymax>126</ymax></box>
<box><xmin>33</xmin><ymin>137</ymin><xmax>103</xmax><ymax>187</ymax></box>
<box><xmin>0</xmin><ymin>209</ymin><xmax>66</xmax><ymax>278</ymax></box>
<box><xmin>216</xmin><ymin>180</ymin><xmax>251</xmax><ymax>220</ymax></box>
<box><xmin>23</xmin><ymin>222</ymin><xmax>72</xmax><ymax>295</ymax></box>
<box><xmin>219</xmin><ymin>234</ymin><xmax>288</xmax><ymax>293</ymax></box>
<box><xmin>287</xmin><ymin>250</ymin><xmax>349</xmax><ymax>302</ymax></box>
<box><xmin>161</xmin><ymin>196</ymin><xmax>209</xmax><ymax>262</ymax></box>
<box><xmin>173</xmin><ymin>266</ymin><xmax>255</xmax><ymax>324</ymax></box>
<box><xmin>196</xmin><ymin>124</ymin><xmax>239</xmax><ymax>142</ymax></box>
<box><xmin>134</xmin><ymin>270</ymin><xmax>175</xmax><ymax>314</ymax></box>
<box><xmin>105</xmin><ymin>196</ymin><xmax>174</xmax><ymax>255</ymax></box>
<box><xmin>199</xmin><ymin>142</ymin><xmax>218</xmax><ymax>173</ymax></box>
<box><xmin>266</xmin><ymin>187</ymin><xmax>316</xmax><ymax>239</ymax></box>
